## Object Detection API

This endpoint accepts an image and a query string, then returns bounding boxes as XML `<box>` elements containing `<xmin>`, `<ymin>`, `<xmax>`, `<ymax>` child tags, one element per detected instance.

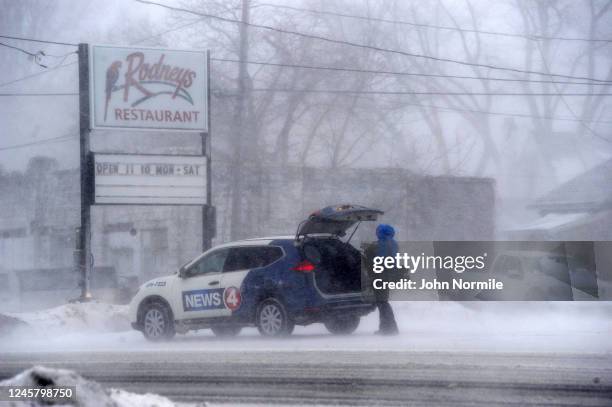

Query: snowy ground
<box><xmin>1</xmin><ymin>365</ymin><xmax>208</xmax><ymax>406</ymax></box>
<box><xmin>1</xmin><ymin>301</ymin><xmax>610</xmax><ymax>406</ymax></box>
<box><xmin>1</xmin><ymin>301</ymin><xmax>611</xmax><ymax>354</ymax></box>
<box><xmin>2</xmin><ymin>301</ymin><xmax>130</xmax><ymax>336</ymax></box>
<box><xmin>1</xmin><ymin>364</ymin><xmax>295</xmax><ymax>406</ymax></box>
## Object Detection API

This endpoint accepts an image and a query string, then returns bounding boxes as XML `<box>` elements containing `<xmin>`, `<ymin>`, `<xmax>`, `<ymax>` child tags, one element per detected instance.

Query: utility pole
<box><xmin>77</xmin><ymin>43</ymin><xmax>93</xmax><ymax>301</ymax></box>
<box><xmin>229</xmin><ymin>0</ymin><xmax>250</xmax><ymax>240</ymax></box>
<box><xmin>202</xmin><ymin>51</ymin><xmax>214</xmax><ymax>252</ymax></box>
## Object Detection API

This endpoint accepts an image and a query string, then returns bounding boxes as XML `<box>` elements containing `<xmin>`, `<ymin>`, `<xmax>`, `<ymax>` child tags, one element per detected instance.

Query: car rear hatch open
<box><xmin>296</xmin><ymin>204</ymin><xmax>383</xmax><ymax>298</ymax></box>
<box><xmin>296</xmin><ymin>204</ymin><xmax>383</xmax><ymax>239</ymax></box>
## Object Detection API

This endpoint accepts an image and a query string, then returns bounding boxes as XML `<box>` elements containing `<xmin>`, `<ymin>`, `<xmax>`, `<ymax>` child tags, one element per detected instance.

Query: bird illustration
<box><xmin>104</xmin><ymin>61</ymin><xmax>122</xmax><ymax>121</ymax></box>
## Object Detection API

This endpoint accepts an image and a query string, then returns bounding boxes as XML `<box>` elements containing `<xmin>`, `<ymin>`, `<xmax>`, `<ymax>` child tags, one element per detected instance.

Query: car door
<box><xmin>219</xmin><ymin>247</ymin><xmax>257</xmax><ymax>312</ymax></box>
<box><xmin>174</xmin><ymin>248</ymin><xmax>232</xmax><ymax>320</ymax></box>
<box><xmin>220</xmin><ymin>246</ymin><xmax>284</xmax><ymax>312</ymax></box>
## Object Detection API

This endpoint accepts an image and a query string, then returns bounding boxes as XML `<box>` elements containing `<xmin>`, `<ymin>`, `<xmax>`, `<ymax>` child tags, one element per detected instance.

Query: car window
<box><xmin>224</xmin><ymin>246</ymin><xmax>283</xmax><ymax>272</ymax></box>
<box><xmin>188</xmin><ymin>249</ymin><xmax>229</xmax><ymax>276</ymax></box>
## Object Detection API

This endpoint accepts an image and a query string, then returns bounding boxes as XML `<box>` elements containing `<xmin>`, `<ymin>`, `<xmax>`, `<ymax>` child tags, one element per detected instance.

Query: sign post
<box><xmin>203</xmin><ymin>51</ymin><xmax>213</xmax><ymax>252</ymax></box>
<box><xmin>77</xmin><ymin>43</ymin><xmax>93</xmax><ymax>300</ymax></box>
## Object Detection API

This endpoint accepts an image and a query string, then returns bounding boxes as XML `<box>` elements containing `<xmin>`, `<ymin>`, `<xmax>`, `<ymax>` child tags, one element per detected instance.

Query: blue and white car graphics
<box><xmin>129</xmin><ymin>204</ymin><xmax>382</xmax><ymax>340</ymax></box>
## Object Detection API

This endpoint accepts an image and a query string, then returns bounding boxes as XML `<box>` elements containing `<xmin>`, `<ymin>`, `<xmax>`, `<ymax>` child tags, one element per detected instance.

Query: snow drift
<box><xmin>0</xmin><ymin>366</ymin><xmax>195</xmax><ymax>407</ymax></box>
<box><xmin>3</xmin><ymin>302</ymin><xmax>129</xmax><ymax>337</ymax></box>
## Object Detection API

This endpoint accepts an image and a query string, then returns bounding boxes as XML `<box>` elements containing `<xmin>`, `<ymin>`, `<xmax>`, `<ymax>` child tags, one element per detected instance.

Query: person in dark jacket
<box><xmin>373</xmin><ymin>224</ymin><xmax>399</xmax><ymax>335</ymax></box>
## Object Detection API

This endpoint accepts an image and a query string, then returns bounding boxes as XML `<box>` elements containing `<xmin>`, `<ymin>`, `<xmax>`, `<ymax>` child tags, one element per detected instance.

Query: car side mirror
<box><xmin>178</xmin><ymin>266</ymin><xmax>187</xmax><ymax>279</ymax></box>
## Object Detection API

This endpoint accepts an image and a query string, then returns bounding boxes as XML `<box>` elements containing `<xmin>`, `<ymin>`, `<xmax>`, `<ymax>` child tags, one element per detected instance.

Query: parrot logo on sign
<box><xmin>104</xmin><ymin>61</ymin><xmax>122</xmax><ymax>121</ymax></box>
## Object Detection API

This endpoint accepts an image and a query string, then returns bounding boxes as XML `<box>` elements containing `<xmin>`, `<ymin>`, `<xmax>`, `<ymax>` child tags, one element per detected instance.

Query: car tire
<box><xmin>324</xmin><ymin>315</ymin><xmax>360</xmax><ymax>335</ymax></box>
<box><xmin>141</xmin><ymin>302</ymin><xmax>175</xmax><ymax>341</ymax></box>
<box><xmin>211</xmin><ymin>325</ymin><xmax>242</xmax><ymax>337</ymax></box>
<box><xmin>256</xmin><ymin>298</ymin><xmax>294</xmax><ymax>337</ymax></box>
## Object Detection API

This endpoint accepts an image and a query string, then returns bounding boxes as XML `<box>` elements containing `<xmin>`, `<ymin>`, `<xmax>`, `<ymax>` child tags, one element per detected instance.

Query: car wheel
<box><xmin>324</xmin><ymin>315</ymin><xmax>360</xmax><ymax>335</ymax></box>
<box><xmin>211</xmin><ymin>325</ymin><xmax>242</xmax><ymax>337</ymax></box>
<box><xmin>142</xmin><ymin>302</ymin><xmax>175</xmax><ymax>341</ymax></box>
<box><xmin>256</xmin><ymin>299</ymin><xmax>294</xmax><ymax>337</ymax></box>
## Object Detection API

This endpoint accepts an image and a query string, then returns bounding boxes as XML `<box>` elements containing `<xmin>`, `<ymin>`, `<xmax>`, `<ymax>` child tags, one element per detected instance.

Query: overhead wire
<box><xmin>0</xmin><ymin>92</ymin><xmax>78</xmax><ymax>96</ymax></box>
<box><xmin>210</xmin><ymin>57</ymin><xmax>612</xmax><ymax>85</ymax></box>
<box><xmin>3</xmin><ymin>90</ymin><xmax>612</xmax><ymax>97</ymax></box>
<box><xmin>0</xmin><ymin>41</ymin><xmax>38</xmax><ymax>57</ymax></box>
<box><xmin>0</xmin><ymin>135</ymin><xmax>76</xmax><ymax>152</ymax></box>
<box><xmin>533</xmin><ymin>39</ymin><xmax>612</xmax><ymax>143</ymax></box>
<box><xmin>133</xmin><ymin>0</ymin><xmax>612</xmax><ymax>83</ymax></box>
<box><xmin>253</xmin><ymin>3</ymin><xmax>612</xmax><ymax>43</ymax></box>
<box><xmin>2</xmin><ymin>4</ymin><xmax>611</xmax><ymax>151</ymax></box>
<box><xmin>2</xmin><ymin>88</ymin><xmax>612</xmax><ymax>125</ymax></box>
<box><xmin>0</xmin><ymin>34</ymin><xmax>78</xmax><ymax>47</ymax></box>
<box><xmin>245</xmin><ymin>88</ymin><xmax>612</xmax><ymax>96</ymax></box>
<box><xmin>0</xmin><ymin>17</ymin><xmax>204</xmax><ymax>88</ymax></box>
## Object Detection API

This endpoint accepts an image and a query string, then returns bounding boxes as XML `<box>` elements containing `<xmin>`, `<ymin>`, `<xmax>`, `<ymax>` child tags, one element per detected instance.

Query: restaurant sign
<box><xmin>89</xmin><ymin>45</ymin><xmax>208</xmax><ymax>132</ymax></box>
<box><xmin>94</xmin><ymin>154</ymin><xmax>207</xmax><ymax>205</ymax></box>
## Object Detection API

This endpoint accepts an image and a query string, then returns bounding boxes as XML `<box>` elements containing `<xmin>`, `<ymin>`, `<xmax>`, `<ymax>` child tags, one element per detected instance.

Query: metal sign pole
<box><xmin>78</xmin><ymin>43</ymin><xmax>93</xmax><ymax>300</ymax></box>
<box><xmin>202</xmin><ymin>50</ymin><xmax>214</xmax><ymax>252</ymax></box>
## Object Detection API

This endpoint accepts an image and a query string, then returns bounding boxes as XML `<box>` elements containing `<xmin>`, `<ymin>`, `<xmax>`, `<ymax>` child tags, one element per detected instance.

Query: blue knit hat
<box><xmin>376</xmin><ymin>224</ymin><xmax>395</xmax><ymax>240</ymax></box>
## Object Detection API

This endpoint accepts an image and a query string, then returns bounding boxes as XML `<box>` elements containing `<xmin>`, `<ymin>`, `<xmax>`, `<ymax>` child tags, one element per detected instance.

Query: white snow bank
<box><xmin>6</xmin><ymin>301</ymin><xmax>129</xmax><ymax>335</ymax></box>
<box><xmin>0</xmin><ymin>366</ymin><xmax>198</xmax><ymax>407</ymax></box>
<box><xmin>110</xmin><ymin>389</ymin><xmax>199</xmax><ymax>407</ymax></box>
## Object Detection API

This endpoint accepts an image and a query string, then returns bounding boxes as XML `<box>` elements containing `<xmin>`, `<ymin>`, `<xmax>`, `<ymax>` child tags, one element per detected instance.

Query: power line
<box><xmin>4</xmin><ymin>45</ymin><xmax>611</xmax><ymax>89</ymax></box>
<box><xmin>3</xmin><ymin>89</ymin><xmax>612</xmax><ymax>97</ymax></box>
<box><xmin>3</xmin><ymin>86</ymin><xmax>611</xmax><ymax>120</ymax></box>
<box><xmin>534</xmin><ymin>39</ymin><xmax>612</xmax><ymax>143</ymax></box>
<box><xmin>4</xmin><ymin>9</ymin><xmax>611</xmax><ymax>89</ymax></box>
<box><xmin>132</xmin><ymin>18</ymin><xmax>205</xmax><ymax>44</ymax></box>
<box><xmin>0</xmin><ymin>41</ymin><xmax>37</xmax><ymax>57</ymax></box>
<box><xmin>0</xmin><ymin>37</ymin><xmax>77</xmax><ymax>70</ymax></box>
<box><xmin>389</xmin><ymin>100</ymin><xmax>612</xmax><ymax>124</ymax></box>
<box><xmin>0</xmin><ymin>92</ymin><xmax>78</xmax><ymax>96</ymax></box>
<box><xmin>1</xmin><ymin>93</ymin><xmax>610</xmax><ymax>153</ymax></box>
<box><xmin>245</xmin><ymin>88</ymin><xmax>612</xmax><ymax>96</ymax></box>
<box><xmin>1</xmin><ymin>95</ymin><xmax>609</xmax><ymax>153</ymax></box>
<box><xmin>211</xmin><ymin>57</ymin><xmax>612</xmax><ymax>86</ymax></box>
<box><xmin>0</xmin><ymin>61</ymin><xmax>77</xmax><ymax>88</ymax></box>
<box><xmin>255</xmin><ymin>3</ymin><xmax>612</xmax><ymax>43</ymax></box>
<box><xmin>135</xmin><ymin>0</ymin><xmax>612</xmax><ymax>83</ymax></box>
<box><xmin>0</xmin><ymin>34</ymin><xmax>77</xmax><ymax>47</ymax></box>
<box><xmin>0</xmin><ymin>135</ymin><xmax>76</xmax><ymax>152</ymax></box>
<box><xmin>0</xmin><ymin>102</ymin><xmax>608</xmax><ymax>153</ymax></box>
<box><xmin>0</xmin><ymin>18</ymin><xmax>205</xmax><ymax>89</ymax></box>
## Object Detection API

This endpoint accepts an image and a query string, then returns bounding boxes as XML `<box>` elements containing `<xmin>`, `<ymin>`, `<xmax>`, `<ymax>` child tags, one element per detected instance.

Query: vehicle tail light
<box><xmin>292</xmin><ymin>260</ymin><xmax>315</xmax><ymax>272</ymax></box>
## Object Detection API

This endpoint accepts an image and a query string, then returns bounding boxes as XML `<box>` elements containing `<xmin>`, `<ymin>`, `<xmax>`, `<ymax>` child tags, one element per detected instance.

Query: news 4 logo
<box><xmin>224</xmin><ymin>286</ymin><xmax>241</xmax><ymax>311</ymax></box>
<box><xmin>182</xmin><ymin>288</ymin><xmax>225</xmax><ymax>311</ymax></box>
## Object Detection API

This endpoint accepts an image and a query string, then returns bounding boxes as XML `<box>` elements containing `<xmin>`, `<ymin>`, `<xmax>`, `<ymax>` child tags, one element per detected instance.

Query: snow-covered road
<box><xmin>1</xmin><ymin>350</ymin><xmax>611</xmax><ymax>406</ymax></box>
<box><xmin>1</xmin><ymin>301</ymin><xmax>611</xmax><ymax>354</ymax></box>
<box><xmin>1</xmin><ymin>301</ymin><xmax>611</xmax><ymax>405</ymax></box>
